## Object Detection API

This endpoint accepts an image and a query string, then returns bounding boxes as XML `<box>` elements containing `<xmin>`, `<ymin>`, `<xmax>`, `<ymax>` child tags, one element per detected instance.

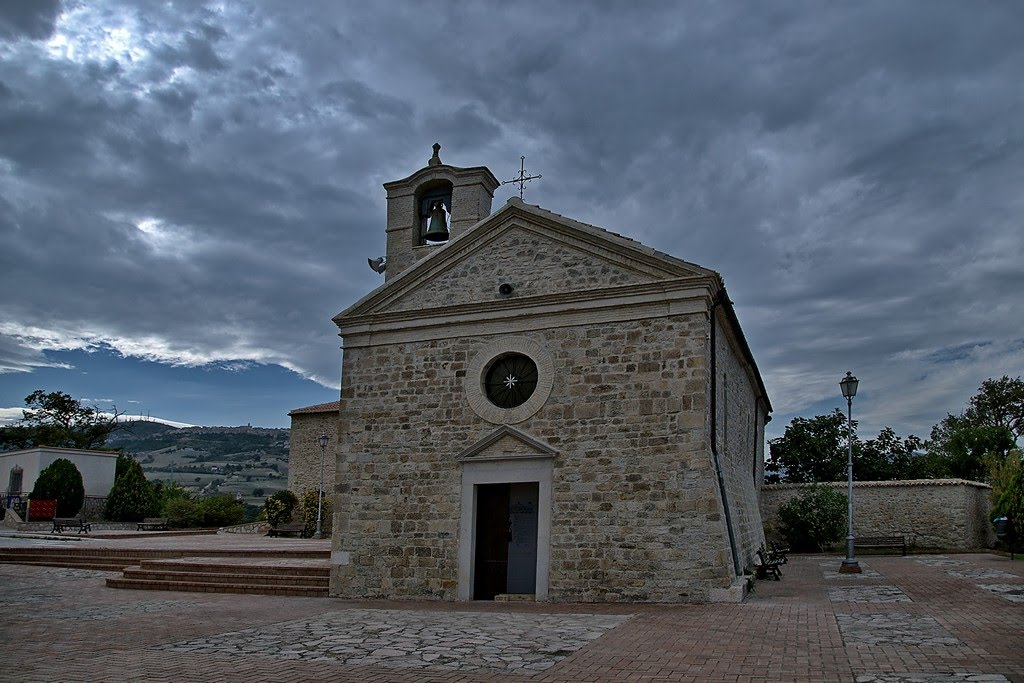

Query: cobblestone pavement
<box><xmin>829</xmin><ymin>585</ymin><xmax>913</xmax><ymax>603</ymax></box>
<box><xmin>2</xmin><ymin>550</ymin><xmax>1022</xmax><ymax>682</ymax></box>
<box><xmin>161</xmin><ymin>608</ymin><xmax>628</xmax><ymax>673</ymax></box>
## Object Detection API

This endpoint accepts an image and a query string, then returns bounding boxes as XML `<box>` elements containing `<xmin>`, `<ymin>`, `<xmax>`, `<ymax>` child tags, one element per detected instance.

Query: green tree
<box><xmin>0</xmin><ymin>390</ymin><xmax>121</xmax><ymax>451</ymax></box>
<box><xmin>262</xmin><ymin>490</ymin><xmax>298</xmax><ymax>527</ymax></box>
<box><xmin>777</xmin><ymin>486</ymin><xmax>848</xmax><ymax>552</ymax></box>
<box><xmin>859</xmin><ymin>428</ymin><xmax>928</xmax><ymax>480</ymax></box>
<box><xmin>992</xmin><ymin>450</ymin><xmax>1024</xmax><ymax>548</ymax></box>
<box><xmin>929</xmin><ymin>414</ymin><xmax>1015</xmax><ymax>482</ymax></box>
<box><xmin>967</xmin><ymin>376</ymin><xmax>1024</xmax><ymax>441</ymax></box>
<box><xmin>29</xmin><ymin>458</ymin><xmax>85</xmax><ymax>517</ymax></box>
<box><xmin>298</xmin><ymin>488</ymin><xmax>332</xmax><ymax>538</ymax></box>
<box><xmin>104</xmin><ymin>456</ymin><xmax>158</xmax><ymax>522</ymax></box>
<box><xmin>767</xmin><ymin>410</ymin><xmax>853</xmax><ymax>483</ymax></box>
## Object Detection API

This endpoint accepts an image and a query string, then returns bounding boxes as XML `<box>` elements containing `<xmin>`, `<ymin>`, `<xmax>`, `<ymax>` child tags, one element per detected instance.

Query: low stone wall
<box><xmin>761</xmin><ymin>479</ymin><xmax>996</xmax><ymax>551</ymax></box>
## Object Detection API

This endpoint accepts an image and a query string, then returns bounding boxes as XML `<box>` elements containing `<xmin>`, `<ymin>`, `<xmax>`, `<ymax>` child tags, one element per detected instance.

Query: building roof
<box><xmin>0</xmin><ymin>446</ymin><xmax>120</xmax><ymax>458</ymax></box>
<box><xmin>288</xmin><ymin>400</ymin><xmax>341</xmax><ymax>416</ymax></box>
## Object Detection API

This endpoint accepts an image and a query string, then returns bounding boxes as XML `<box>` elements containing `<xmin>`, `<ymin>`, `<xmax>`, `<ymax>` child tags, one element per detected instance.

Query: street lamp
<box><xmin>315</xmin><ymin>432</ymin><xmax>329</xmax><ymax>539</ymax></box>
<box><xmin>839</xmin><ymin>371</ymin><xmax>862</xmax><ymax>574</ymax></box>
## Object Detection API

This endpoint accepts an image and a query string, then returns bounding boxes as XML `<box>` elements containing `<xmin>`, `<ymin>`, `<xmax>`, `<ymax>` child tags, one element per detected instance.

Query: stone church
<box><xmin>320</xmin><ymin>145</ymin><xmax>771</xmax><ymax>603</ymax></box>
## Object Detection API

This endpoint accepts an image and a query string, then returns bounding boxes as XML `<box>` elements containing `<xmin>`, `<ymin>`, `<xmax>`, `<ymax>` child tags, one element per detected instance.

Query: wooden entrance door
<box><xmin>473</xmin><ymin>482</ymin><xmax>540</xmax><ymax>600</ymax></box>
<box><xmin>473</xmin><ymin>483</ymin><xmax>510</xmax><ymax>600</ymax></box>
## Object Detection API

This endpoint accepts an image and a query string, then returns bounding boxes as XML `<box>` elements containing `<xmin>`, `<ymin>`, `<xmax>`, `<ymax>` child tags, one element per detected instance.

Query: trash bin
<box><xmin>993</xmin><ymin>517</ymin><xmax>1010</xmax><ymax>540</ymax></box>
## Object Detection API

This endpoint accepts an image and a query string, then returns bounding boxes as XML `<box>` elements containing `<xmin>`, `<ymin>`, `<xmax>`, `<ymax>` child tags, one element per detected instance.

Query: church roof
<box><xmin>288</xmin><ymin>400</ymin><xmax>340</xmax><ymax>416</ymax></box>
<box><xmin>505</xmin><ymin>198</ymin><xmax>717</xmax><ymax>278</ymax></box>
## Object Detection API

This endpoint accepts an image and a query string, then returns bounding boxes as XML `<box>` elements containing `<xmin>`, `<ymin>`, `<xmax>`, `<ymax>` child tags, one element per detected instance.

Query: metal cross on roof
<box><xmin>502</xmin><ymin>156</ymin><xmax>542</xmax><ymax>200</ymax></box>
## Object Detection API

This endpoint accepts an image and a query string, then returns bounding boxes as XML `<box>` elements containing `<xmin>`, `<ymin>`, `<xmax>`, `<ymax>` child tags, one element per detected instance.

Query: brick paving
<box><xmin>1</xmin><ymin>544</ymin><xmax>1021</xmax><ymax>682</ymax></box>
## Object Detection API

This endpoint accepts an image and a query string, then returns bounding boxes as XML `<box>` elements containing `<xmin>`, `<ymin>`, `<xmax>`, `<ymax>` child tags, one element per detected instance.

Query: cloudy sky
<box><xmin>1</xmin><ymin>1</ymin><xmax>1021</xmax><ymax>439</ymax></box>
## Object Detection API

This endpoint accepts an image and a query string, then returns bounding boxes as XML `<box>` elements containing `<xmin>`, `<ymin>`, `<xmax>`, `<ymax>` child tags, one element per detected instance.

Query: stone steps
<box><xmin>2</xmin><ymin>545</ymin><xmax>331</xmax><ymax>597</ymax></box>
<box><xmin>105</xmin><ymin>576</ymin><xmax>327</xmax><ymax>597</ymax></box>
<box><xmin>0</xmin><ymin>559</ymin><xmax>127</xmax><ymax>572</ymax></box>
<box><xmin>108</xmin><ymin>558</ymin><xmax>329</xmax><ymax>596</ymax></box>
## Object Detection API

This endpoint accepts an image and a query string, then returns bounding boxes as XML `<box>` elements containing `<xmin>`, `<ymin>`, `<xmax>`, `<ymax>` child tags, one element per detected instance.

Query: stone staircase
<box><xmin>0</xmin><ymin>546</ymin><xmax>330</xmax><ymax>596</ymax></box>
<box><xmin>106</xmin><ymin>558</ymin><xmax>329</xmax><ymax>596</ymax></box>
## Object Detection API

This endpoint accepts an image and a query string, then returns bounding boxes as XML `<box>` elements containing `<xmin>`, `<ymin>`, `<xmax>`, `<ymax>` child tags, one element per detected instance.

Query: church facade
<box><xmin>328</xmin><ymin>146</ymin><xmax>771</xmax><ymax>603</ymax></box>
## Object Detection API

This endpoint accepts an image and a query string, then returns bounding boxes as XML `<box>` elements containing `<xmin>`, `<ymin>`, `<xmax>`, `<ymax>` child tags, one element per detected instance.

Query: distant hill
<box><xmin>107</xmin><ymin>422</ymin><xmax>291</xmax><ymax>503</ymax></box>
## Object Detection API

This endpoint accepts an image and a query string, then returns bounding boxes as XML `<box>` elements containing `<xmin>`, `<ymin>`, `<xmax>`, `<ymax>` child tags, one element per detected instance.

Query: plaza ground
<box><xmin>1</xmin><ymin>532</ymin><xmax>1021</xmax><ymax>682</ymax></box>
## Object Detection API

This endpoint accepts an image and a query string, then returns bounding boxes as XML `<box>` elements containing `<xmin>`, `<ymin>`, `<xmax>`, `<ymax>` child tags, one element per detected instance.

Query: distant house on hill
<box><xmin>287</xmin><ymin>401</ymin><xmax>339</xmax><ymax>496</ymax></box>
<box><xmin>1</xmin><ymin>447</ymin><xmax>119</xmax><ymax>499</ymax></box>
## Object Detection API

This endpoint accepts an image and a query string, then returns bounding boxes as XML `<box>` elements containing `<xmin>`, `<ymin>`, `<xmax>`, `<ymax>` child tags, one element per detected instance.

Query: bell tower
<box><xmin>382</xmin><ymin>144</ymin><xmax>499</xmax><ymax>281</ymax></box>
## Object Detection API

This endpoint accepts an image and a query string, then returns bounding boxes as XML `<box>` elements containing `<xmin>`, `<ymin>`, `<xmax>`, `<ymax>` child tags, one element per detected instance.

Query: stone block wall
<box><xmin>332</xmin><ymin>312</ymin><xmax>748</xmax><ymax>603</ymax></box>
<box><xmin>389</xmin><ymin>226</ymin><xmax>651</xmax><ymax>312</ymax></box>
<box><xmin>713</xmin><ymin>313</ymin><xmax>767</xmax><ymax>574</ymax></box>
<box><xmin>761</xmin><ymin>480</ymin><xmax>996</xmax><ymax>551</ymax></box>
<box><xmin>288</xmin><ymin>411</ymin><xmax>339</xmax><ymax>497</ymax></box>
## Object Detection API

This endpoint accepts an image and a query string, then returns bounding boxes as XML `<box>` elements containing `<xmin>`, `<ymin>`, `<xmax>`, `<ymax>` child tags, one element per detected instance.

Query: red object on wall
<box><xmin>28</xmin><ymin>499</ymin><xmax>56</xmax><ymax>520</ymax></box>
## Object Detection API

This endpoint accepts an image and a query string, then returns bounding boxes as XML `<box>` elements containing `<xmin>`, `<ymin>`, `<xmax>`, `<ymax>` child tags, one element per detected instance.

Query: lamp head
<box><xmin>840</xmin><ymin>371</ymin><xmax>859</xmax><ymax>399</ymax></box>
<box><xmin>318</xmin><ymin>433</ymin><xmax>329</xmax><ymax>449</ymax></box>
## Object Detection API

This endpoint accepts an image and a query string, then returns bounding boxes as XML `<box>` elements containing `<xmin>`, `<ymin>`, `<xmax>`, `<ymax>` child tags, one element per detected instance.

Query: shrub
<box><xmin>262</xmin><ymin>490</ymin><xmax>298</xmax><ymax>527</ymax></box>
<box><xmin>104</xmin><ymin>457</ymin><xmax>158</xmax><ymax>522</ymax></box>
<box><xmin>778</xmin><ymin>485</ymin><xmax>847</xmax><ymax>552</ymax></box>
<box><xmin>196</xmin><ymin>495</ymin><xmax>244</xmax><ymax>527</ymax></box>
<box><xmin>299</xmin><ymin>488</ymin><xmax>332</xmax><ymax>538</ymax></box>
<box><xmin>992</xmin><ymin>450</ymin><xmax>1023</xmax><ymax>546</ymax></box>
<box><xmin>29</xmin><ymin>458</ymin><xmax>85</xmax><ymax>517</ymax></box>
<box><xmin>164</xmin><ymin>497</ymin><xmax>200</xmax><ymax>528</ymax></box>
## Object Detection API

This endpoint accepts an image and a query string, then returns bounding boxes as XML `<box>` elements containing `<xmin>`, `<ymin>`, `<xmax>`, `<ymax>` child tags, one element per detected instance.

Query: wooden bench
<box><xmin>768</xmin><ymin>541</ymin><xmax>789</xmax><ymax>564</ymax></box>
<box><xmin>268</xmin><ymin>522</ymin><xmax>306</xmax><ymax>538</ymax></box>
<box><xmin>52</xmin><ymin>517</ymin><xmax>91</xmax><ymax>534</ymax></box>
<box><xmin>854</xmin><ymin>535</ymin><xmax>907</xmax><ymax>556</ymax></box>
<box><xmin>137</xmin><ymin>517</ymin><xmax>169</xmax><ymax>531</ymax></box>
<box><xmin>756</xmin><ymin>544</ymin><xmax>782</xmax><ymax>580</ymax></box>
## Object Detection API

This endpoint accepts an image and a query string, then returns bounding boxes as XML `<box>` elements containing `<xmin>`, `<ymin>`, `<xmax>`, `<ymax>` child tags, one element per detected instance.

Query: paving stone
<box><xmin>823</xmin><ymin>567</ymin><xmax>883</xmax><ymax>579</ymax></box>
<box><xmin>159</xmin><ymin>608</ymin><xmax>630</xmax><ymax>673</ymax></box>
<box><xmin>829</xmin><ymin>585</ymin><xmax>912</xmax><ymax>603</ymax></box>
<box><xmin>838</xmin><ymin>613</ymin><xmax>962</xmax><ymax>646</ymax></box>
<box><xmin>855</xmin><ymin>674</ymin><xmax>1009</xmax><ymax>682</ymax></box>
<box><xmin>976</xmin><ymin>584</ymin><xmax>1024</xmax><ymax>602</ymax></box>
<box><xmin>4</xmin><ymin>547</ymin><xmax>1023</xmax><ymax>682</ymax></box>
<box><xmin>946</xmin><ymin>568</ymin><xmax>1019</xmax><ymax>580</ymax></box>
<box><xmin>916</xmin><ymin>555</ymin><xmax>967</xmax><ymax>567</ymax></box>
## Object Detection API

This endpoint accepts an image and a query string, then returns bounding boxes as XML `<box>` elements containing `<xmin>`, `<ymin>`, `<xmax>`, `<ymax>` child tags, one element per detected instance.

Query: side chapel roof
<box><xmin>288</xmin><ymin>400</ymin><xmax>341</xmax><ymax>416</ymax></box>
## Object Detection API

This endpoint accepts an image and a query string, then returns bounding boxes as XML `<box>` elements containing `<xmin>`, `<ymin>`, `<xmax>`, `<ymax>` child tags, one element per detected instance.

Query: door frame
<box><xmin>458</xmin><ymin>455</ymin><xmax>552</xmax><ymax>601</ymax></box>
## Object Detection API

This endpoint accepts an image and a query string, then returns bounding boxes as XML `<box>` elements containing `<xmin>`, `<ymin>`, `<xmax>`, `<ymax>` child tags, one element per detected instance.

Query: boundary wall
<box><xmin>761</xmin><ymin>479</ymin><xmax>996</xmax><ymax>551</ymax></box>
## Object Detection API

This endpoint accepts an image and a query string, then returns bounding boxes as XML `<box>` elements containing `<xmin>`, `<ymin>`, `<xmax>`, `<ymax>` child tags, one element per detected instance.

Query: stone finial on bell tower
<box><xmin>381</xmin><ymin>144</ymin><xmax>500</xmax><ymax>281</ymax></box>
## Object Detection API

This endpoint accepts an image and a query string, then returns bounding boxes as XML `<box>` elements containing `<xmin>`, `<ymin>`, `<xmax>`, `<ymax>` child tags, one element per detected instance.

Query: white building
<box><xmin>1</xmin><ymin>447</ymin><xmax>119</xmax><ymax>498</ymax></box>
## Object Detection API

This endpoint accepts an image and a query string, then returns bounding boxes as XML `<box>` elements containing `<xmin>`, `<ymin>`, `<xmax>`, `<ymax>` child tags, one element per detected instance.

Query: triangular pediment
<box><xmin>336</xmin><ymin>199</ymin><xmax>715</xmax><ymax>321</ymax></box>
<box><xmin>457</xmin><ymin>425</ymin><xmax>558</xmax><ymax>462</ymax></box>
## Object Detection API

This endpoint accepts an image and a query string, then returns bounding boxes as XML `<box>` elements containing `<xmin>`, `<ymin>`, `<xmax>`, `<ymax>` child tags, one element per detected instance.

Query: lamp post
<box><xmin>839</xmin><ymin>371</ymin><xmax>862</xmax><ymax>574</ymax></box>
<box><xmin>315</xmin><ymin>432</ymin><xmax>329</xmax><ymax>539</ymax></box>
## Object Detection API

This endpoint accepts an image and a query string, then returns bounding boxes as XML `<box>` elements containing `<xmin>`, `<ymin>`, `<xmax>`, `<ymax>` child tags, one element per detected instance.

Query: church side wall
<box><xmin>287</xmin><ymin>412</ymin><xmax>339</xmax><ymax>498</ymax></box>
<box><xmin>331</xmin><ymin>313</ymin><xmax>734</xmax><ymax>603</ymax></box>
<box><xmin>713</xmin><ymin>314</ymin><xmax>767</xmax><ymax>574</ymax></box>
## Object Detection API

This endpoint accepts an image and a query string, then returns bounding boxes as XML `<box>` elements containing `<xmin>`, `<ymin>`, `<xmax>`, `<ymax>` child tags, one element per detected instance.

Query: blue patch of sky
<box><xmin>0</xmin><ymin>348</ymin><xmax>338</xmax><ymax>428</ymax></box>
<box><xmin>925</xmin><ymin>341</ymin><xmax>990</xmax><ymax>364</ymax></box>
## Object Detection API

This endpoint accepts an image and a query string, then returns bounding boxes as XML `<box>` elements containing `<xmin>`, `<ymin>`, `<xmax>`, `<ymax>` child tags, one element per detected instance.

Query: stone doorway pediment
<box><xmin>457</xmin><ymin>426</ymin><xmax>557</xmax><ymax>463</ymax></box>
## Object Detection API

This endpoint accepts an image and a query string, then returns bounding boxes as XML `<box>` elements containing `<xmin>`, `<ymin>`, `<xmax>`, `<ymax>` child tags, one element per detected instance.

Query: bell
<box><xmin>424</xmin><ymin>200</ymin><xmax>449</xmax><ymax>242</ymax></box>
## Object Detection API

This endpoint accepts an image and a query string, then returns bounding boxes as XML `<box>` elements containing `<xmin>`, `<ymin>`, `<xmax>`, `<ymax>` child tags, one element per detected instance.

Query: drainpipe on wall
<box><xmin>710</xmin><ymin>291</ymin><xmax>742</xmax><ymax>577</ymax></box>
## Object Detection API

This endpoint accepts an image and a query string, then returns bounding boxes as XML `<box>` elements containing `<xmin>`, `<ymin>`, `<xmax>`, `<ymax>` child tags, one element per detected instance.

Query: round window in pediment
<box><xmin>483</xmin><ymin>353</ymin><xmax>538</xmax><ymax>409</ymax></box>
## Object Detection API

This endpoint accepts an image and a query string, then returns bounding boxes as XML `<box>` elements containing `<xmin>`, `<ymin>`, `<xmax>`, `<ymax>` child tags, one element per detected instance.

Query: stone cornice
<box><xmin>383</xmin><ymin>164</ymin><xmax>500</xmax><ymax>196</ymax></box>
<box><xmin>336</xmin><ymin>277</ymin><xmax>716</xmax><ymax>348</ymax></box>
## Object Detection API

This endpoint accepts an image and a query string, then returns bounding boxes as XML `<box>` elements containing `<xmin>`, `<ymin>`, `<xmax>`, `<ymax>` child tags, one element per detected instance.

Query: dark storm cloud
<box><xmin>0</xmin><ymin>1</ymin><xmax>1022</xmax><ymax>436</ymax></box>
<box><xmin>0</xmin><ymin>0</ymin><xmax>61</xmax><ymax>40</ymax></box>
